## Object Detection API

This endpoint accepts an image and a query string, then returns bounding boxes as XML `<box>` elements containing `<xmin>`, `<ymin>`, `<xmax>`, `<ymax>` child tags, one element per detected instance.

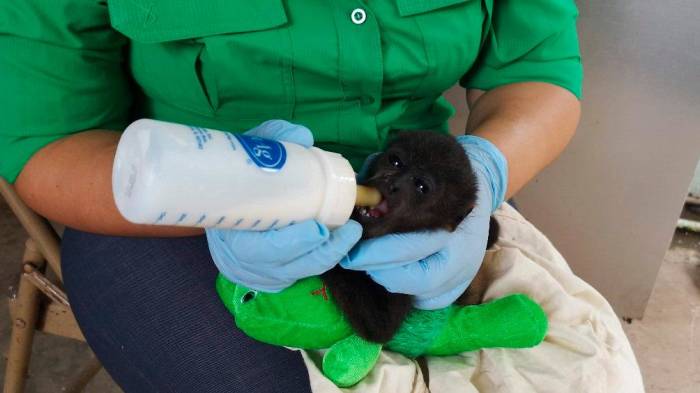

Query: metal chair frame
<box><xmin>1</xmin><ymin>177</ymin><xmax>102</xmax><ymax>393</ymax></box>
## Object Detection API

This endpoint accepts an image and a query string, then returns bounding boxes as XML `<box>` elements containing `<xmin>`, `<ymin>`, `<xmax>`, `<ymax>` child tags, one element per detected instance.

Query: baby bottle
<box><xmin>112</xmin><ymin>119</ymin><xmax>379</xmax><ymax>230</ymax></box>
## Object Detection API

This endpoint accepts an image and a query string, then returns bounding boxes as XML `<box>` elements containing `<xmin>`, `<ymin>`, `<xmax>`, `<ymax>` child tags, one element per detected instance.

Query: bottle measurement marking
<box><xmin>250</xmin><ymin>219</ymin><xmax>261</xmax><ymax>229</ymax></box>
<box><xmin>189</xmin><ymin>126</ymin><xmax>212</xmax><ymax>150</ymax></box>
<box><xmin>234</xmin><ymin>218</ymin><xmax>244</xmax><ymax>227</ymax></box>
<box><xmin>265</xmin><ymin>219</ymin><xmax>279</xmax><ymax>230</ymax></box>
<box><xmin>154</xmin><ymin>211</ymin><xmax>167</xmax><ymax>224</ymax></box>
<box><xmin>176</xmin><ymin>213</ymin><xmax>188</xmax><ymax>224</ymax></box>
<box><xmin>216</xmin><ymin>216</ymin><xmax>226</xmax><ymax>226</ymax></box>
<box><xmin>224</xmin><ymin>132</ymin><xmax>238</xmax><ymax>151</ymax></box>
<box><xmin>195</xmin><ymin>214</ymin><xmax>207</xmax><ymax>225</ymax></box>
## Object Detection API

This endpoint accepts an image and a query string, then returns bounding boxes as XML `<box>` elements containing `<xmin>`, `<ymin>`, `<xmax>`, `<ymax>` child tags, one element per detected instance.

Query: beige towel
<box><xmin>297</xmin><ymin>203</ymin><xmax>644</xmax><ymax>393</ymax></box>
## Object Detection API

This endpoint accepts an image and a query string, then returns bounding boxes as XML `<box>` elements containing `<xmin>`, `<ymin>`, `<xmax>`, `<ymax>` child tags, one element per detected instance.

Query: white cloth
<box><xmin>297</xmin><ymin>204</ymin><xmax>645</xmax><ymax>392</ymax></box>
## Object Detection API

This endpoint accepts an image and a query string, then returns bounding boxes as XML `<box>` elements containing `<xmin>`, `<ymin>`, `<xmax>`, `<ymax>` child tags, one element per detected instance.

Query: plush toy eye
<box><xmin>388</xmin><ymin>154</ymin><xmax>403</xmax><ymax>168</ymax></box>
<box><xmin>240</xmin><ymin>291</ymin><xmax>257</xmax><ymax>304</ymax></box>
<box><xmin>414</xmin><ymin>178</ymin><xmax>430</xmax><ymax>194</ymax></box>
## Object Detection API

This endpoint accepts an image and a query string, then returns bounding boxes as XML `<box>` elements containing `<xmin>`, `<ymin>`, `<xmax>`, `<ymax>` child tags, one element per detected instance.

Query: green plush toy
<box><xmin>217</xmin><ymin>274</ymin><xmax>548</xmax><ymax>387</ymax></box>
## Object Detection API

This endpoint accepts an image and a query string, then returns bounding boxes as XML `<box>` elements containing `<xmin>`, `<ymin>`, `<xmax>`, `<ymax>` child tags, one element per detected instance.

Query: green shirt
<box><xmin>0</xmin><ymin>0</ymin><xmax>582</xmax><ymax>183</ymax></box>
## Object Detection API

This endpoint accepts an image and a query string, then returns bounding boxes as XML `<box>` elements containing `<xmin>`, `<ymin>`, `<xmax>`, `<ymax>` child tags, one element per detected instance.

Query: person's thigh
<box><xmin>61</xmin><ymin>228</ymin><xmax>312</xmax><ymax>393</ymax></box>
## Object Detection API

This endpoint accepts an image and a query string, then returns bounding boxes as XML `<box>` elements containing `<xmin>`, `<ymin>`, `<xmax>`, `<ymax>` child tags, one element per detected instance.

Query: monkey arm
<box><xmin>465</xmin><ymin>82</ymin><xmax>581</xmax><ymax>199</ymax></box>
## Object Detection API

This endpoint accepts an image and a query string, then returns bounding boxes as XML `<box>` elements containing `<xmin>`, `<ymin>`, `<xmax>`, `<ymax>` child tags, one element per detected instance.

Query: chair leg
<box><xmin>4</xmin><ymin>240</ymin><xmax>45</xmax><ymax>393</ymax></box>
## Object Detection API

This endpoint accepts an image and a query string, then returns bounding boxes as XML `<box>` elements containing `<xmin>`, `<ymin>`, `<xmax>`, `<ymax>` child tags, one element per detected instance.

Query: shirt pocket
<box><xmin>108</xmin><ymin>0</ymin><xmax>293</xmax><ymax>119</ymax></box>
<box><xmin>394</xmin><ymin>0</ymin><xmax>485</xmax><ymax>99</ymax></box>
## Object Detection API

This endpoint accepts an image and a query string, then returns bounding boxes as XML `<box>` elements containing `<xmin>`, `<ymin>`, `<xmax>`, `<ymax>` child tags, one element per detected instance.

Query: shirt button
<box><xmin>351</xmin><ymin>8</ymin><xmax>367</xmax><ymax>25</ymax></box>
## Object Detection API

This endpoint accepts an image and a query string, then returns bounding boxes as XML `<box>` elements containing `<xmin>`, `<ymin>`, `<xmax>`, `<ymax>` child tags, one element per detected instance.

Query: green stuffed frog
<box><xmin>217</xmin><ymin>274</ymin><xmax>547</xmax><ymax>387</ymax></box>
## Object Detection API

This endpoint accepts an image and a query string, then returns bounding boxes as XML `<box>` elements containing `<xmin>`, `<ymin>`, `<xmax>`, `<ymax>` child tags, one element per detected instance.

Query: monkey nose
<box><xmin>389</xmin><ymin>184</ymin><xmax>400</xmax><ymax>194</ymax></box>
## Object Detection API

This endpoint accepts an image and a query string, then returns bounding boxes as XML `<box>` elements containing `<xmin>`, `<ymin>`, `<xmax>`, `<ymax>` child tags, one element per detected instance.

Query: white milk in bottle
<box><xmin>112</xmin><ymin>119</ymin><xmax>363</xmax><ymax>230</ymax></box>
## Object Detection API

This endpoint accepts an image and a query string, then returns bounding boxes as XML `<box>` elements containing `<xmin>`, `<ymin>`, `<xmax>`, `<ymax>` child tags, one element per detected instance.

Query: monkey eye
<box><xmin>414</xmin><ymin>178</ymin><xmax>430</xmax><ymax>194</ymax></box>
<box><xmin>387</xmin><ymin>154</ymin><xmax>404</xmax><ymax>168</ymax></box>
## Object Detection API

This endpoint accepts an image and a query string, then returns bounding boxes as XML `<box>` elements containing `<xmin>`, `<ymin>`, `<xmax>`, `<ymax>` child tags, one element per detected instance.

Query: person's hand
<box><xmin>341</xmin><ymin>135</ymin><xmax>507</xmax><ymax>309</ymax></box>
<box><xmin>205</xmin><ymin>120</ymin><xmax>363</xmax><ymax>292</ymax></box>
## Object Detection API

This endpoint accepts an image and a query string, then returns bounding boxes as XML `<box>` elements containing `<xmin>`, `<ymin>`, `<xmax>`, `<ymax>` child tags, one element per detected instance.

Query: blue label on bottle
<box><xmin>233</xmin><ymin>134</ymin><xmax>287</xmax><ymax>171</ymax></box>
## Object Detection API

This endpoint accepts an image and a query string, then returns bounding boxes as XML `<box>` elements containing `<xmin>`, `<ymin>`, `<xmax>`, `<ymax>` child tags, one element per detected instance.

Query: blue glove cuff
<box><xmin>456</xmin><ymin>135</ymin><xmax>508</xmax><ymax>213</ymax></box>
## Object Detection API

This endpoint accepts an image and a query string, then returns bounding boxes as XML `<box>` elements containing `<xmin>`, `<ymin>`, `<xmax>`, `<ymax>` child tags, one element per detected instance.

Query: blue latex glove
<box><xmin>206</xmin><ymin>120</ymin><xmax>363</xmax><ymax>292</ymax></box>
<box><xmin>341</xmin><ymin>135</ymin><xmax>508</xmax><ymax>309</ymax></box>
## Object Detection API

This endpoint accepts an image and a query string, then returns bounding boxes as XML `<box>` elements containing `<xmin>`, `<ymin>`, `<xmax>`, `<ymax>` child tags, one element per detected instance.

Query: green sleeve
<box><xmin>0</xmin><ymin>0</ymin><xmax>132</xmax><ymax>183</ymax></box>
<box><xmin>461</xmin><ymin>0</ymin><xmax>583</xmax><ymax>99</ymax></box>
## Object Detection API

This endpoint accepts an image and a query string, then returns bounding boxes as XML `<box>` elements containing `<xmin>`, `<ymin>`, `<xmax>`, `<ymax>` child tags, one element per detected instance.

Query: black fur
<box><xmin>321</xmin><ymin>131</ymin><xmax>500</xmax><ymax>343</ymax></box>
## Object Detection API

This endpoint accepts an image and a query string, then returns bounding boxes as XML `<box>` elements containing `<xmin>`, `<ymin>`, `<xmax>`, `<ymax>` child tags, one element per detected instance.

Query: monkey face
<box><xmin>353</xmin><ymin>131</ymin><xmax>478</xmax><ymax>239</ymax></box>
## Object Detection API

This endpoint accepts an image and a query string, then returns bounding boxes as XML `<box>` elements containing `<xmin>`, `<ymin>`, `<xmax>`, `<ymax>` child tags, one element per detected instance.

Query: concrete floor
<box><xmin>620</xmin><ymin>206</ymin><xmax>700</xmax><ymax>393</ymax></box>
<box><xmin>0</xmin><ymin>200</ymin><xmax>698</xmax><ymax>392</ymax></box>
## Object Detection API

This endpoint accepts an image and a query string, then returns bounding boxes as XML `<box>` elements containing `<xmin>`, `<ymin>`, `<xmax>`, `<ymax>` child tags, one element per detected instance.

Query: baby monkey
<box><xmin>322</xmin><ymin>131</ymin><xmax>499</xmax><ymax>343</ymax></box>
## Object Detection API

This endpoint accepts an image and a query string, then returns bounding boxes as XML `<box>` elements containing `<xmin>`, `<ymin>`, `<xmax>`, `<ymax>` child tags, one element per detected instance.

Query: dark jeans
<box><xmin>61</xmin><ymin>228</ymin><xmax>312</xmax><ymax>393</ymax></box>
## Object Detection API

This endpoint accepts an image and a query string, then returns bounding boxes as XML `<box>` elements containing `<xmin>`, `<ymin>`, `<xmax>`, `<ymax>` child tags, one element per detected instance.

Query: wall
<box><xmin>445</xmin><ymin>0</ymin><xmax>700</xmax><ymax>318</ymax></box>
<box><xmin>688</xmin><ymin>160</ymin><xmax>700</xmax><ymax>197</ymax></box>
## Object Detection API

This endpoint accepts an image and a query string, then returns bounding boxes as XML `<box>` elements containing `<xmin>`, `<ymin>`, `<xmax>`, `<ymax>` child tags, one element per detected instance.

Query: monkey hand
<box><xmin>342</xmin><ymin>134</ymin><xmax>507</xmax><ymax>309</ymax></box>
<box><xmin>206</xmin><ymin>120</ymin><xmax>363</xmax><ymax>292</ymax></box>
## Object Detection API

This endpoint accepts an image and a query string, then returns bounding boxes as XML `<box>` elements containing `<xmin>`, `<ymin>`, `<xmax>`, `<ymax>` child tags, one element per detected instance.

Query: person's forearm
<box><xmin>15</xmin><ymin>130</ymin><xmax>203</xmax><ymax>237</ymax></box>
<box><xmin>465</xmin><ymin>82</ymin><xmax>581</xmax><ymax>199</ymax></box>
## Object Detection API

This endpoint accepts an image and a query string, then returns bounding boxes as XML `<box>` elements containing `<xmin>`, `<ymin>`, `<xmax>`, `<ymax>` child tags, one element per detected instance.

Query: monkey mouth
<box><xmin>355</xmin><ymin>199</ymin><xmax>390</xmax><ymax>219</ymax></box>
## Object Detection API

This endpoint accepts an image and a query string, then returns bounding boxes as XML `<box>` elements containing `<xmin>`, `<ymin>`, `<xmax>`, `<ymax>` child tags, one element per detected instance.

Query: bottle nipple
<box><xmin>355</xmin><ymin>185</ymin><xmax>382</xmax><ymax>207</ymax></box>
